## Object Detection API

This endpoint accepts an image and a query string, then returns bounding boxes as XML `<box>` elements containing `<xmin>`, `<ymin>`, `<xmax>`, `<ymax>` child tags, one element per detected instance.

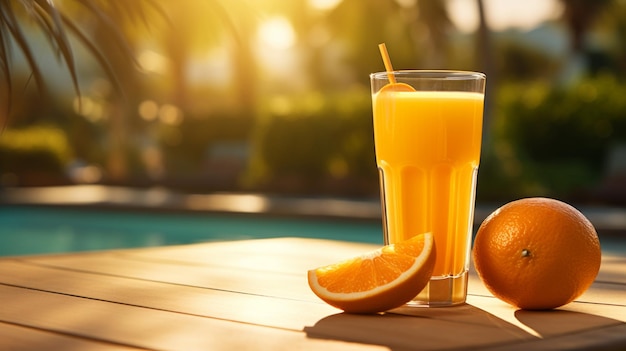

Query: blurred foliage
<box><xmin>0</xmin><ymin>125</ymin><xmax>71</xmax><ymax>176</ymax></box>
<box><xmin>244</xmin><ymin>87</ymin><xmax>377</xmax><ymax>195</ymax></box>
<box><xmin>494</xmin><ymin>39</ymin><xmax>561</xmax><ymax>82</ymax></box>
<box><xmin>160</xmin><ymin>112</ymin><xmax>254</xmax><ymax>178</ymax></box>
<box><xmin>0</xmin><ymin>0</ymin><xmax>164</xmax><ymax>116</ymax></box>
<box><xmin>1</xmin><ymin>0</ymin><xmax>626</xmax><ymax>204</ymax></box>
<box><xmin>479</xmin><ymin>74</ymin><xmax>626</xmax><ymax>201</ymax></box>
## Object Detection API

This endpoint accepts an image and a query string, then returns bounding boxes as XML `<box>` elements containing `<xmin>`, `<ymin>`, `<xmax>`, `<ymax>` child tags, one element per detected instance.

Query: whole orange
<box><xmin>472</xmin><ymin>197</ymin><xmax>601</xmax><ymax>310</ymax></box>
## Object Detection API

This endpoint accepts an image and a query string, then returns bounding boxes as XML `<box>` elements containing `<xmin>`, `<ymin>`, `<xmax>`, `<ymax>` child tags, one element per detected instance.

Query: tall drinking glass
<box><xmin>370</xmin><ymin>70</ymin><xmax>486</xmax><ymax>306</ymax></box>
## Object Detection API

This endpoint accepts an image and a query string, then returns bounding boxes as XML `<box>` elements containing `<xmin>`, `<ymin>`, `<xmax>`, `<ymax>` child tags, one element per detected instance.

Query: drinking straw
<box><xmin>378</xmin><ymin>43</ymin><xmax>397</xmax><ymax>84</ymax></box>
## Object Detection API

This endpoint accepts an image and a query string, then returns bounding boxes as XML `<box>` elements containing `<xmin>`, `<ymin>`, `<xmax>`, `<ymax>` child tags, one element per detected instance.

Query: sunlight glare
<box><xmin>269</xmin><ymin>95</ymin><xmax>293</xmax><ymax>116</ymax></box>
<box><xmin>447</xmin><ymin>0</ymin><xmax>563</xmax><ymax>33</ymax></box>
<box><xmin>186</xmin><ymin>48</ymin><xmax>231</xmax><ymax>86</ymax></box>
<box><xmin>395</xmin><ymin>0</ymin><xmax>417</xmax><ymax>8</ymax></box>
<box><xmin>185</xmin><ymin>194</ymin><xmax>269</xmax><ymax>213</ymax></box>
<box><xmin>308</xmin><ymin>24</ymin><xmax>332</xmax><ymax>47</ymax></box>
<box><xmin>159</xmin><ymin>104</ymin><xmax>184</xmax><ymax>126</ymax></box>
<box><xmin>138</xmin><ymin>50</ymin><xmax>169</xmax><ymax>74</ymax></box>
<box><xmin>308</xmin><ymin>0</ymin><xmax>343</xmax><ymax>11</ymax></box>
<box><xmin>73</xmin><ymin>96</ymin><xmax>104</xmax><ymax>123</ymax></box>
<box><xmin>138</xmin><ymin>100</ymin><xmax>159</xmax><ymax>121</ymax></box>
<box><xmin>258</xmin><ymin>17</ymin><xmax>296</xmax><ymax>50</ymax></box>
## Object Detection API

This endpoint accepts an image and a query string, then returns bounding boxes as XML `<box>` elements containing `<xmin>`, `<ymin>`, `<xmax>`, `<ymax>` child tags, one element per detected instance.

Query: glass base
<box><xmin>405</xmin><ymin>271</ymin><xmax>468</xmax><ymax>307</ymax></box>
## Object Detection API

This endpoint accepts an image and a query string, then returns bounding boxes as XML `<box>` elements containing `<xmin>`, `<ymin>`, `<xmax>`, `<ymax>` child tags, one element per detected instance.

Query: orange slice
<box><xmin>379</xmin><ymin>82</ymin><xmax>415</xmax><ymax>93</ymax></box>
<box><xmin>307</xmin><ymin>233</ymin><xmax>436</xmax><ymax>314</ymax></box>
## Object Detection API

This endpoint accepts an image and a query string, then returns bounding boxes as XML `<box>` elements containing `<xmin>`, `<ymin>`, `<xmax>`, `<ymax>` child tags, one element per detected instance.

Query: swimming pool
<box><xmin>2</xmin><ymin>205</ymin><xmax>625</xmax><ymax>257</ymax></box>
<box><xmin>0</xmin><ymin>206</ymin><xmax>385</xmax><ymax>256</ymax></box>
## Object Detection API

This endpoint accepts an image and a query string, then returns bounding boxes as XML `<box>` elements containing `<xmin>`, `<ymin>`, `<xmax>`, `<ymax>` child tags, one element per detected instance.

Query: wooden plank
<box><xmin>112</xmin><ymin>238</ymin><xmax>379</xmax><ymax>274</ymax></box>
<box><xmin>17</xmin><ymin>255</ymin><xmax>315</xmax><ymax>301</ymax></box>
<box><xmin>24</xmin><ymin>238</ymin><xmax>626</xmax><ymax>306</ymax></box>
<box><xmin>306</xmin><ymin>302</ymin><xmax>538</xmax><ymax>350</ymax></box>
<box><xmin>2</xmin><ymin>237</ymin><xmax>625</xmax><ymax>350</ymax></box>
<box><xmin>20</xmin><ymin>254</ymin><xmax>626</xmax><ymax>308</ymax></box>
<box><xmin>464</xmin><ymin>295</ymin><xmax>626</xmax><ymax>336</ymax></box>
<box><xmin>598</xmin><ymin>255</ymin><xmax>626</xmax><ymax>284</ymax></box>
<box><xmin>304</xmin><ymin>295</ymin><xmax>626</xmax><ymax>350</ymax></box>
<box><xmin>0</xmin><ymin>260</ymin><xmax>336</xmax><ymax>331</ymax></box>
<box><xmin>0</xmin><ymin>285</ymin><xmax>383</xmax><ymax>351</ymax></box>
<box><xmin>480</xmin><ymin>324</ymin><xmax>626</xmax><ymax>351</ymax></box>
<box><xmin>0</xmin><ymin>322</ymin><xmax>144</xmax><ymax>351</ymax></box>
<box><xmin>0</xmin><ymin>284</ymin><xmax>539</xmax><ymax>351</ymax></box>
<box><xmin>110</xmin><ymin>237</ymin><xmax>625</xmax><ymax>284</ymax></box>
<box><xmin>468</xmin><ymin>272</ymin><xmax>626</xmax><ymax>307</ymax></box>
<box><xmin>114</xmin><ymin>237</ymin><xmax>626</xmax><ymax>288</ymax></box>
<box><xmin>21</xmin><ymin>237</ymin><xmax>626</xmax><ymax>288</ymax></box>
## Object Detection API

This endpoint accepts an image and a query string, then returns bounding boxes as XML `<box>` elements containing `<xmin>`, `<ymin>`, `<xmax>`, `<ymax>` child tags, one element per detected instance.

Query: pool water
<box><xmin>2</xmin><ymin>206</ymin><xmax>624</xmax><ymax>257</ymax></box>
<box><xmin>0</xmin><ymin>206</ymin><xmax>385</xmax><ymax>256</ymax></box>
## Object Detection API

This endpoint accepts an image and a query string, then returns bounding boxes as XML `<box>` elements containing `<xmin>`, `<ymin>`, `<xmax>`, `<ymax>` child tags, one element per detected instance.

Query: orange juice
<box><xmin>372</xmin><ymin>89</ymin><xmax>484</xmax><ymax>305</ymax></box>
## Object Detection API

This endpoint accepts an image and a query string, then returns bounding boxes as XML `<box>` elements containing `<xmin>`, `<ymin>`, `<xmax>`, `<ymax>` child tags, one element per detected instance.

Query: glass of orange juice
<box><xmin>370</xmin><ymin>70</ymin><xmax>486</xmax><ymax>306</ymax></box>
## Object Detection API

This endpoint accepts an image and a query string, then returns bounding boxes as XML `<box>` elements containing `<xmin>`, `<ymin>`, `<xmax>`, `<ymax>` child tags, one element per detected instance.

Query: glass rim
<box><xmin>370</xmin><ymin>70</ymin><xmax>485</xmax><ymax>80</ymax></box>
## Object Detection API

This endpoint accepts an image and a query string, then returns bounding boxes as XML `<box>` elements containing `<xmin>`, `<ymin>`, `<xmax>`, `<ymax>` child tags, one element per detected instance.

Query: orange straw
<box><xmin>378</xmin><ymin>43</ymin><xmax>397</xmax><ymax>84</ymax></box>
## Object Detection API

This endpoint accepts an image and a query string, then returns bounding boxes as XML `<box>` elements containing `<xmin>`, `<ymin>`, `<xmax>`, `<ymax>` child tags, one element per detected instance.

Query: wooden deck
<box><xmin>1</xmin><ymin>237</ymin><xmax>625</xmax><ymax>350</ymax></box>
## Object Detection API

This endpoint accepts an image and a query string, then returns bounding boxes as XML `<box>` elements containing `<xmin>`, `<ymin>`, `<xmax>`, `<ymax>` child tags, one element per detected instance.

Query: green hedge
<box><xmin>244</xmin><ymin>89</ymin><xmax>378</xmax><ymax>194</ymax></box>
<box><xmin>0</xmin><ymin>125</ymin><xmax>72</xmax><ymax>175</ymax></box>
<box><xmin>479</xmin><ymin>75</ymin><xmax>626</xmax><ymax>200</ymax></box>
<box><xmin>4</xmin><ymin>76</ymin><xmax>624</xmax><ymax>201</ymax></box>
<box><xmin>247</xmin><ymin>76</ymin><xmax>626</xmax><ymax>200</ymax></box>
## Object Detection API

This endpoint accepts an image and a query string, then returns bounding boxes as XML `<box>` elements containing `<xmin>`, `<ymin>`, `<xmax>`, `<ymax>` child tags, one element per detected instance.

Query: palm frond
<box><xmin>32</xmin><ymin>0</ymin><xmax>80</xmax><ymax>96</ymax></box>
<box><xmin>0</xmin><ymin>1</ymin><xmax>47</xmax><ymax>95</ymax></box>
<box><xmin>0</xmin><ymin>0</ymin><xmax>167</xmax><ymax>127</ymax></box>
<box><xmin>0</xmin><ymin>16</ymin><xmax>13</xmax><ymax>114</ymax></box>
<box><xmin>76</xmin><ymin>0</ymin><xmax>142</xmax><ymax>69</ymax></box>
<box><xmin>124</xmin><ymin>0</ymin><xmax>172</xmax><ymax>29</ymax></box>
<box><xmin>57</xmin><ymin>12</ymin><xmax>125</xmax><ymax>99</ymax></box>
